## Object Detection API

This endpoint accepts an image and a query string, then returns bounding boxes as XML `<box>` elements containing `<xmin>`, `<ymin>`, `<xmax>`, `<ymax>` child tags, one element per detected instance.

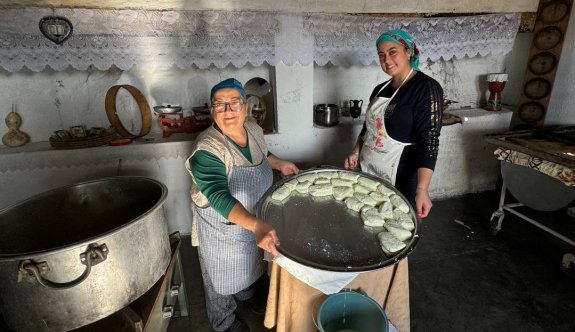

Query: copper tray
<box><xmin>255</xmin><ymin>167</ymin><xmax>421</xmax><ymax>272</ymax></box>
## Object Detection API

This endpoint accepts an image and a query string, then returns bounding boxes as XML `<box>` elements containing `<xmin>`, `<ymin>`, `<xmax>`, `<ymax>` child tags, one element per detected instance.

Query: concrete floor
<box><xmin>1</xmin><ymin>191</ymin><xmax>574</xmax><ymax>331</ymax></box>
<box><xmin>168</xmin><ymin>191</ymin><xmax>575</xmax><ymax>332</ymax></box>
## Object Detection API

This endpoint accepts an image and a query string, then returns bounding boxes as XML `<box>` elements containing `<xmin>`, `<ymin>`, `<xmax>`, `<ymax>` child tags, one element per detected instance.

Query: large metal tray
<box><xmin>255</xmin><ymin>167</ymin><xmax>421</xmax><ymax>272</ymax></box>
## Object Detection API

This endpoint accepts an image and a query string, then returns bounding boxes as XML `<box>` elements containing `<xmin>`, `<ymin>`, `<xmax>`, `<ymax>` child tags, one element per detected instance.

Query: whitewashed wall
<box><xmin>0</xmin><ymin>27</ymin><xmax>555</xmax><ymax>232</ymax></box>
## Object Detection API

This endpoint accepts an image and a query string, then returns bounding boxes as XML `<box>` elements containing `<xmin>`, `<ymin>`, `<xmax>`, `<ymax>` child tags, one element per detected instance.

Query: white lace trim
<box><xmin>0</xmin><ymin>8</ymin><xmax>520</xmax><ymax>72</ymax></box>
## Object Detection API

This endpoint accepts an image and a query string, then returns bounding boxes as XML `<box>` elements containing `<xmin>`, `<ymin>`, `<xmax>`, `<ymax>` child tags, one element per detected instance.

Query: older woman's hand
<box><xmin>268</xmin><ymin>155</ymin><xmax>299</xmax><ymax>176</ymax></box>
<box><xmin>253</xmin><ymin>220</ymin><xmax>280</xmax><ymax>257</ymax></box>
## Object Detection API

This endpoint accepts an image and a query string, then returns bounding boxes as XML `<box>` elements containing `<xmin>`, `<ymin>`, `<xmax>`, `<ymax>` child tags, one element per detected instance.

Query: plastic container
<box><xmin>317</xmin><ymin>290</ymin><xmax>388</xmax><ymax>332</ymax></box>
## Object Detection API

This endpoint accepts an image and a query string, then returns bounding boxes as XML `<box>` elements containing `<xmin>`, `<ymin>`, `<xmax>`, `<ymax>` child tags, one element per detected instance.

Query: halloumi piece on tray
<box><xmin>390</xmin><ymin>194</ymin><xmax>410</xmax><ymax>213</ymax></box>
<box><xmin>353</xmin><ymin>184</ymin><xmax>371</xmax><ymax>195</ymax></box>
<box><xmin>384</xmin><ymin>223</ymin><xmax>412</xmax><ymax>241</ymax></box>
<box><xmin>344</xmin><ymin>197</ymin><xmax>365</xmax><ymax>212</ymax></box>
<box><xmin>357</xmin><ymin>177</ymin><xmax>380</xmax><ymax>191</ymax></box>
<box><xmin>331</xmin><ymin>178</ymin><xmax>355</xmax><ymax>187</ymax></box>
<box><xmin>271</xmin><ymin>185</ymin><xmax>292</xmax><ymax>201</ymax></box>
<box><xmin>361</xmin><ymin>207</ymin><xmax>385</xmax><ymax>227</ymax></box>
<box><xmin>339</xmin><ymin>172</ymin><xmax>360</xmax><ymax>182</ymax></box>
<box><xmin>309</xmin><ymin>183</ymin><xmax>333</xmax><ymax>196</ymax></box>
<box><xmin>377</xmin><ymin>231</ymin><xmax>406</xmax><ymax>256</ymax></box>
<box><xmin>333</xmin><ymin>186</ymin><xmax>354</xmax><ymax>200</ymax></box>
<box><xmin>294</xmin><ymin>180</ymin><xmax>313</xmax><ymax>193</ymax></box>
<box><xmin>297</xmin><ymin>173</ymin><xmax>319</xmax><ymax>183</ymax></box>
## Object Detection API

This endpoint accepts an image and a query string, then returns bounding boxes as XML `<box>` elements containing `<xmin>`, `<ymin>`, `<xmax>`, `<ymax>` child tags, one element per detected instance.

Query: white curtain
<box><xmin>0</xmin><ymin>8</ymin><xmax>521</xmax><ymax>72</ymax></box>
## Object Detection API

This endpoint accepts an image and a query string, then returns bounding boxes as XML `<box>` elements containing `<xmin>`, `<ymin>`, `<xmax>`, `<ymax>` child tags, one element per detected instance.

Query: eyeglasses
<box><xmin>211</xmin><ymin>101</ymin><xmax>244</xmax><ymax>113</ymax></box>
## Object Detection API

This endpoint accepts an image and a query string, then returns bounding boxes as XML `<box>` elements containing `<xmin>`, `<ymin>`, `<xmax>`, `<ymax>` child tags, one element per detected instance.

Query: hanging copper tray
<box><xmin>255</xmin><ymin>167</ymin><xmax>421</xmax><ymax>272</ymax></box>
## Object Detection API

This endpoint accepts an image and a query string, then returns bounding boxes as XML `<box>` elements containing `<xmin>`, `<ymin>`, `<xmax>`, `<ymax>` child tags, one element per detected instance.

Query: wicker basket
<box><xmin>49</xmin><ymin>131</ymin><xmax>118</xmax><ymax>150</ymax></box>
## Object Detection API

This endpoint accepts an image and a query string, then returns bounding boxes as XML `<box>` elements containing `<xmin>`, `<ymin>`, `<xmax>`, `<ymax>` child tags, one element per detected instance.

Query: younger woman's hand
<box><xmin>344</xmin><ymin>152</ymin><xmax>360</xmax><ymax>170</ymax></box>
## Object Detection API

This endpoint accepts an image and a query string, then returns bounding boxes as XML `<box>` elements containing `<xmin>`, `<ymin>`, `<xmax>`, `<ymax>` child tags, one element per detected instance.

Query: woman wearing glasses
<box><xmin>186</xmin><ymin>78</ymin><xmax>299</xmax><ymax>332</ymax></box>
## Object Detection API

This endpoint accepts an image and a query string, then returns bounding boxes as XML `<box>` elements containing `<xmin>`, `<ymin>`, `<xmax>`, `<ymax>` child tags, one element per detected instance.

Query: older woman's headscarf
<box><xmin>376</xmin><ymin>29</ymin><xmax>420</xmax><ymax>70</ymax></box>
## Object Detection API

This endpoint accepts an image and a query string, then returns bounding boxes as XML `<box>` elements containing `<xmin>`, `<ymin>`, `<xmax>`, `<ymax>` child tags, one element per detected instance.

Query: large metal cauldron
<box><xmin>0</xmin><ymin>177</ymin><xmax>171</xmax><ymax>332</ymax></box>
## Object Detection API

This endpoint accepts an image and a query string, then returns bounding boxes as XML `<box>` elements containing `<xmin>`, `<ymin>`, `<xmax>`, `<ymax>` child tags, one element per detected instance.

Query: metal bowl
<box><xmin>153</xmin><ymin>105</ymin><xmax>182</xmax><ymax>114</ymax></box>
<box><xmin>256</xmin><ymin>167</ymin><xmax>420</xmax><ymax>272</ymax></box>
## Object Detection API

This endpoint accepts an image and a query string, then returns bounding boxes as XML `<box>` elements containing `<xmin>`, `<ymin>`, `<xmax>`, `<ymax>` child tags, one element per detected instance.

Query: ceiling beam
<box><xmin>2</xmin><ymin>0</ymin><xmax>539</xmax><ymax>13</ymax></box>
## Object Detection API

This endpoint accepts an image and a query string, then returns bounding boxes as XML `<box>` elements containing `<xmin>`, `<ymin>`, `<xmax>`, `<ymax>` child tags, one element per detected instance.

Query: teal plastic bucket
<box><xmin>317</xmin><ymin>291</ymin><xmax>389</xmax><ymax>332</ymax></box>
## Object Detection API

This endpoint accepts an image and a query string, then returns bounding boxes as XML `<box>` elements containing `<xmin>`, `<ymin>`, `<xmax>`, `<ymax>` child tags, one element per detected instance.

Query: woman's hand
<box><xmin>268</xmin><ymin>155</ymin><xmax>299</xmax><ymax>176</ymax></box>
<box><xmin>344</xmin><ymin>151</ymin><xmax>360</xmax><ymax>170</ymax></box>
<box><xmin>278</xmin><ymin>160</ymin><xmax>299</xmax><ymax>177</ymax></box>
<box><xmin>253</xmin><ymin>219</ymin><xmax>280</xmax><ymax>257</ymax></box>
<box><xmin>415</xmin><ymin>188</ymin><xmax>432</xmax><ymax>218</ymax></box>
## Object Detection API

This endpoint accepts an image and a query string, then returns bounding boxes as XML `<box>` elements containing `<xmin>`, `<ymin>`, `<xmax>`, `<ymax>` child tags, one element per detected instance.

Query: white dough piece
<box><xmin>297</xmin><ymin>173</ymin><xmax>319</xmax><ymax>183</ymax></box>
<box><xmin>294</xmin><ymin>180</ymin><xmax>313</xmax><ymax>193</ymax></box>
<box><xmin>314</xmin><ymin>177</ymin><xmax>331</xmax><ymax>185</ymax></box>
<box><xmin>345</xmin><ymin>197</ymin><xmax>365</xmax><ymax>212</ymax></box>
<box><xmin>361</xmin><ymin>207</ymin><xmax>385</xmax><ymax>227</ymax></box>
<box><xmin>353</xmin><ymin>184</ymin><xmax>371</xmax><ymax>195</ymax></box>
<box><xmin>319</xmin><ymin>171</ymin><xmax>338</xmax><ymax>179</ymax></box>
<box><xmin>390</xmin><ymin>194</ymin><xmax>410</xmax><ymax>213</ymax></box>
<box><xmin>331</xmin><ymin>178</ymin><xmax>355</xmax><ymax>187</ymax></box>
<box><xmin>386</xmin><ymin>219</ymin><xmax>415</xmax><ymax>232</ymax></box>
<box><xmin>359</xmin><ymin>195</ymin><xmax>378</xmax><ymax>207</ymax></box>
<box><xmin>377</xmin><ymin>185</ymin><xmax>395</xmax><ymax>196</ymax></box>
<box><xmin>392</xmin><ymin>211</ymin><xmax>415</xmax><ymax>231</ymax></box>
<box><xmin>283</xmin><ymin>179</ymin><xmax>299</xmax><ymax>191</ymax></box>
<box><xmin>378</xmin><ymin>201</ymin><xmax>394</xmax><ymax>219</ymax></box>
<box><xmin>357</xmin><ymin>177</ymin><xmax>380</xmax><ymax>191</ymax></box>
<box><xmin>309</xmin><ymin>183</ymin><xmax>333</xmax><ymax>196</ymax></box>
<box><xmin>384</xmin><ymin>223</ymin><xmax>412</xmax><ymax>241</ymax></box>
<box><xmin>339</xmin><ymin>172</ymin><xmax>360</xmax><ymax>182</ymax></box>
<box><xmin>378</xmin><ymin>232</ymin><xmax>407</xmax><ymax>256</ymax></box>
<box><xmin>333</xmin><ymin>186</ymin><xmax>354</xmax><ymax>200</ymax></box>
<box><xmin>369</xmin><ymin>191</ymin><xmax>389</xmax><ymax>204</ymax></box>
<box><xmin>271</xmin><ymin>185</ymin><xmax>292</xmax><ymax>201</ymax></box>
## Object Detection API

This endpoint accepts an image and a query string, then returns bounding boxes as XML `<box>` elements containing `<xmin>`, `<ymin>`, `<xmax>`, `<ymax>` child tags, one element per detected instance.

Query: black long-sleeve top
<box><xmin>360</xmin><ymin>71</ymin><xmax>444</xmax><ymax>171</ymax></box>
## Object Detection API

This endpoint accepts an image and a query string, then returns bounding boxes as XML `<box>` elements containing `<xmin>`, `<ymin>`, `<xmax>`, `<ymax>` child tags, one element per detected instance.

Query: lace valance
<box><xmin>0</xmin><ymin>8</ymin><xmax>520</xmax><ymax>72</ymax></box>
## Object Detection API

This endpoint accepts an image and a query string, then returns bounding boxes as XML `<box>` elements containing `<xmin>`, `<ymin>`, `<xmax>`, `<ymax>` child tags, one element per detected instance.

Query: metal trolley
<box><xmin>485</xmin><ymin>127</ymin><xmax>575</xmax><ymax>277</ymax></box>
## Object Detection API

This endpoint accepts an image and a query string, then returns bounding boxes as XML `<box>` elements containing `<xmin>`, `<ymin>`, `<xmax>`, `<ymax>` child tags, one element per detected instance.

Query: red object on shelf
<box><xmin>109</xmin><ymin>138</ymin><xmax>133</xmax><ymax>146</ymax></box>
<box><xmin>157</xmin><ymin>112</ymin><xmax>212</xmax><ymax>137</ymax></box>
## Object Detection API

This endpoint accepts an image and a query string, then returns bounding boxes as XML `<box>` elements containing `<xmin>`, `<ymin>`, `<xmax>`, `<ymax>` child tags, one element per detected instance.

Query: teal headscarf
<box><xmin>376</xmin><ymin>29</ymin><xmax>420</xmax><ymax>70</ymax></box>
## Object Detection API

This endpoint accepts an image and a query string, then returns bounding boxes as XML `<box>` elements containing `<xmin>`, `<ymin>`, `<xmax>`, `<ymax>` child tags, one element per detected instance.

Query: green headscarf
<box><xmin>376</xmin><ymin>29</ymin><xmax>420</xmax><ymax>70</ymax></box>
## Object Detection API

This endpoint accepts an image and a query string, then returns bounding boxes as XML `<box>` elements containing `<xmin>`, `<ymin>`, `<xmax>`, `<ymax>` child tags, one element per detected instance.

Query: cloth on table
<box><xmin>495</xmin><ymin>147</ymin><xmax>575</xmax><ymax>186</ymax></box>
<box><xmin>266</xmin><ymin>253</ymin><xmax>359</xmax><ymax>294</ymax></box>
<box><xmin>264</xmin><ymin>259</ymin><xmax>410</xmax><ymax>332</ymax></box>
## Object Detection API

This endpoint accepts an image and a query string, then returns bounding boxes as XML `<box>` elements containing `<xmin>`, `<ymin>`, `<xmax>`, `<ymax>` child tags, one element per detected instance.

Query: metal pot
<box><xmin>314</xmin><ymin>104</ymin><xmax>339</xmax><ymax>127</ymax></box>
<box><xmin>153</xmin><ymin>105</ymin><xmax>182</xmax><ymax>114</ymax></box>
<box><xmin>0</xmin><ymin>177</ymin><xmax>171</xmax><ymax>332</ymax></box>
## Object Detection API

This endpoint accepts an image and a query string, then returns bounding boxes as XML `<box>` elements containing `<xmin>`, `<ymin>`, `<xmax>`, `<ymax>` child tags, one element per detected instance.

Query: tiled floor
<box><xmin>168</xmin><ymin>191</ymin><xmax>575</xmax><ymax>332</ymax></box>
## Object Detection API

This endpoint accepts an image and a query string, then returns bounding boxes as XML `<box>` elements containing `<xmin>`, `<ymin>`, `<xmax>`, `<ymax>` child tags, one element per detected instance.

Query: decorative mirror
<box><xmin>39</xmin><ymin>16</ymin><xmax>73</xmax><ymax>45</ymax></box>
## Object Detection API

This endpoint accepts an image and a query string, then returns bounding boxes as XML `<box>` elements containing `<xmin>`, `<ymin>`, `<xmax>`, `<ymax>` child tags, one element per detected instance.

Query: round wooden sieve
<box><xmin>105</xmin><ymin>85</ymin><xmax>152</xmax><ymax>138</ymax></box>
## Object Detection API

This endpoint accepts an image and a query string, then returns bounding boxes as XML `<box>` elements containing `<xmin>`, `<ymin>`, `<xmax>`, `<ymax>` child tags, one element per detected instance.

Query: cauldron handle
<box><xmin>18</xmin><ymin>243</ymin><xmax>108</xmax><ymax>289</ymax></box>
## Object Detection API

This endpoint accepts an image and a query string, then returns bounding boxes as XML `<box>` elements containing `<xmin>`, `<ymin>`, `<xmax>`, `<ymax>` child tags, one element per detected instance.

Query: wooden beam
<box><xmin>1</xmin><ymin>0</ymin><xmax>539</xmax><ymax>13</ymax></box>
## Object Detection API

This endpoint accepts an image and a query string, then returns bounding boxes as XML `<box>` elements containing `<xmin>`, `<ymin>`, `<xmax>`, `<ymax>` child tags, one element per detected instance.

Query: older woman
<box><xmin>186</xmin><ymin>78</ymin><xmax>299</xmax><ymax>332</ymax></box>
<box><xmin>344</xmin><ymin>29</ymin><xmax>444</xmax><ymax>218</ymax></box>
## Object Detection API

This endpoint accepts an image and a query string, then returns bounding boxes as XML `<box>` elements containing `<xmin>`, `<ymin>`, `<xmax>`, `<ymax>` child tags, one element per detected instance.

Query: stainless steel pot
<box><xmin>0</xmin><ymin>177</ymin><xmax>171</xmax><ymax>332</ymax></box>
<box><xmin>153</xmin><ymin>105</ymin><xmax>182</xmax><ymax>114</ymax></box>
<box><xmin>314</xmin><ymin>104</ymin><xmax>339</xmax><ymax>127</ymax></box>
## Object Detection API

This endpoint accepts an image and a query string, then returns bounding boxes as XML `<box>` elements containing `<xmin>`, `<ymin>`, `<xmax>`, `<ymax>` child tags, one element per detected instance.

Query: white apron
<box><xmin>189</xmin><ymin>128</ymin><xmax>272</xmax><ymax>295</ymax></box>
<box><xmin>360</xmin><ymin>69</ymin><xmax>414</xmax><ymax>185</ymax></box>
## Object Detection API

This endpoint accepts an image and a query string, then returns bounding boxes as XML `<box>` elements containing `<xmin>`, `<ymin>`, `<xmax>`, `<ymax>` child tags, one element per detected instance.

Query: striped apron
<box><xmin>194</xmin><ymin>129</ymin><xmax>272</xmax><ymax>295</ymax></box>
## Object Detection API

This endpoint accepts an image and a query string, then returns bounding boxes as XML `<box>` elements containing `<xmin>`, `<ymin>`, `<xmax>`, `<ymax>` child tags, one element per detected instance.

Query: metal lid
<box><xmin>153</xmin><ymin>105</ymin><xmax>182</xmax><ymax>114</ymax></box>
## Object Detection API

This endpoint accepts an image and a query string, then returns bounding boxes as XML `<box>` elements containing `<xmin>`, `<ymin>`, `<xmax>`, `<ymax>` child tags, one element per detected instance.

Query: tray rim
<box><xmin>255</xmin><ymin>166</ymin><xmax>421</xmax><ymax>272</ymax></box>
